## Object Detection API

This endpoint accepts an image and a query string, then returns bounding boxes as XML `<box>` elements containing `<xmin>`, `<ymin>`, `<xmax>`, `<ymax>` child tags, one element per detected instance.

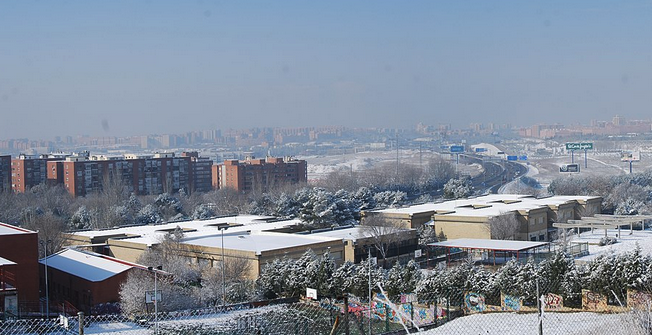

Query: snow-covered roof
<box><xmin>0</xmin><ymin>222</ymin><xmax>35</xmax><ymax>236</ymax></box>
<box><xmin>305</xmin><ymin>226</ymin><xmax>414</xmax><ymax>241</ymax></box>
<box><xmin>430</xmin><ymin>238</ymin><xmax>549</xmax><ymax>251</ymax></box>
<box><xmin>181</xmin><ymin>231</ymin><xmax>341</xmax><ymax>254</ymax></box>
<box><xmin>40</xmin><ymin>249</ymin><xmax>144</xmax><ymax>282</ymax></box>
<box><xmin>0</xmin><ymin>256</ymin><xmax>16</xmax><ymax>266</ymax></box>
<box><xmin>71</xmin><ymin>215</ymin><xmax>302</xmax><ymax>246</ymax></box>
<box><xmin>374</xmin><ymin>194</ymin><xmax>599</xmax><ymax>217</ymax></box>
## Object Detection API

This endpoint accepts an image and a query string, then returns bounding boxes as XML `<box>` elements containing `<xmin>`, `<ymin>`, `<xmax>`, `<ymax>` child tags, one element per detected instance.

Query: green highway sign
<box><xmin>565</xmin><ymin>142</ymin><xmax>593</xmax><ymax>150</ymax></box>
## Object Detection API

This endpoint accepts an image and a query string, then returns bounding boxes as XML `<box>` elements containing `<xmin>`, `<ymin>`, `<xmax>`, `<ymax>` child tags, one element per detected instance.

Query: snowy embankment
<box><xmin>573</xmin><ymin>228</ymin><xmax>652</xmax><ymax>262</ymax></box>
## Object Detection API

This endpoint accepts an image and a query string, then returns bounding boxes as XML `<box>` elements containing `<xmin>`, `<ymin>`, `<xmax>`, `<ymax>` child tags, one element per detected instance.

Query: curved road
<box><xmin>459</xmin><ymin>154</ymin><xmax>528</xmax><ymax>194</ymax></box>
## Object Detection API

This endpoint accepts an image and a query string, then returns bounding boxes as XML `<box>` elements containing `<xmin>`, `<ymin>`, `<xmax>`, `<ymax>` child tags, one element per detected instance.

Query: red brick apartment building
<box><xmin>213</xmin><ymin>156</ymin><xmax>307</xmax><ymax>192</ymax></box>
<box><xmin>59</xmin><ymin>152</ymin><xmax>211</xmax><ymax>197</ymax></box>
<box><xmin>182</xmin><ymin>151</ymin><xmax>214</xmax><ymax>193</ymax></box>
<box><xmin>0</xmin><ymin>222</ymin><xmax>39</xmax><ymax>316</ymax></box>
<box><xmin>11</xmin><ymin>154</ymin><xmax>53</xmax><ymax>193</ymax></box>
<box><xmin>8</xmin><ymin>151</ymin><xmax>212</xmax><ymax>197</ymax></box>
<box><xmin>0</xmin><ymin>155</ymin><xmax>10</xmax><ymax>192</ymax></box>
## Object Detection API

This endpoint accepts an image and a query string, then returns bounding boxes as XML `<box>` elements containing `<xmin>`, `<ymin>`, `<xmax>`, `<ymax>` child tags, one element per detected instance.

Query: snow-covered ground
<box><xmin>420</xmin><ymin>312</ymin><xmax>646</xmax><ymax>335</ymax></box>
<box><xmin>84</xmin><ymin>305</ymin><xmax>280</xmax><ymax>334</ymax></box>
<box><xmin>570</xmin><ymin>228</ymin><xmax>652</xmax><ymax>262</ymax></box>
<box><xmin>303</xmin><ymin>149</ymin><xmax>473</xmax><ymax>182</ymax></box>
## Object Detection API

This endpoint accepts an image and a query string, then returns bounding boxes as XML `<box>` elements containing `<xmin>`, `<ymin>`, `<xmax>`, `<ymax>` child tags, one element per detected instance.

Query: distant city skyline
<box><xmin>2</xmin><ymin>1</ymin><xmax>652</xmax><ymax>139</ymax></box>
<box><xmin>0</xmin><ymin>113</ymin><xmax>649</xmax><ymax>144</ymax></box>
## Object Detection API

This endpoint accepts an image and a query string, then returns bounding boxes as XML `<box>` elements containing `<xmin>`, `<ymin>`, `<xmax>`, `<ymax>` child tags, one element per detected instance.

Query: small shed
<box><xmin>40</xmin><ymin>249</ymin><xmax>148</xmax><ymax>313</ymax></box>
<box><xmin>429</xmin><ymin>238</ymin><xmax>550</xmax><ymax>266</ymax></box>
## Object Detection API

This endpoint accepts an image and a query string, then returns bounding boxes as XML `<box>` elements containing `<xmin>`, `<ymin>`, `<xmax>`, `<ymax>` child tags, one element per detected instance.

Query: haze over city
<box><xmin>2</xmin><ymin>1</ymin><xmax>652</xmax><ymax>139</ymax></box>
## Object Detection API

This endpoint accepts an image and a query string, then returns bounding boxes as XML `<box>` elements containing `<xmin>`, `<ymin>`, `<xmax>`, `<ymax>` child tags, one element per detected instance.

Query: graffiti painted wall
<box><xmin>582</xmin><ymin>290</ymin><xmax>607</xmax><ymax>311</ymax></box>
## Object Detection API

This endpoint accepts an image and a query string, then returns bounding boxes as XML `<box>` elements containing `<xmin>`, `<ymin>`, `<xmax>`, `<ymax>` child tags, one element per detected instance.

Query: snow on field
<box><xmin>420</xmin><ymin>312</ymin><xmax>644</xmax><ymax>335</ymax></box>
<box><xmin>303</xmin><ymin>150</ymin><xmax>445</xmax><ymax>181</ymax></box>
<box><xmin>571</xmin><ymin>228</ymin><xmax>652</xmax><ymax>261</ymax></box>
<box><xmin>84</xmin><ymin>305</ymin><xmax>280</xmax><ymax>334</ymax></box>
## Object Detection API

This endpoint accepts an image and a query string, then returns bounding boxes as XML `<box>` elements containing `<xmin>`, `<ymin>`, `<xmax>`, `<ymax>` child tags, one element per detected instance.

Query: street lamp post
<box><xmin>148</xmin><ymin>266</ymin><xmax>162</xmax><ymax>335</ymax></box>
<box><xmin>40</xmin><ymin>239</ymin><xmax>52</xmax><ymax>317</ymax></box>
<box><xmin>219</xmin><ymin>226</ymin><xmax>229</xmax><ymax>309</ymax></box>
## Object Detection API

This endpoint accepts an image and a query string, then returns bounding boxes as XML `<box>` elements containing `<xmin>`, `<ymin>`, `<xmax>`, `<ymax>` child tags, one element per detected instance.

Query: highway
<box><xmin>459</xmin><ymin>154</ymin><xmax>528</xmax><ymax>194</ymax></box>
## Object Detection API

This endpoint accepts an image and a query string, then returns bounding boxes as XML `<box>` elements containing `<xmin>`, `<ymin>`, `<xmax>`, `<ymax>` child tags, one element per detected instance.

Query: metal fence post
<box><xmin>78</xmin><ymin>312</ymin><xmax>84</xmax><ymax>335</ymax></box>
<box><xmin>385</xmin><ymin>303</ymin><xmax>389</xmax><ymax>332</ymax></box>
<box><xmin>343</xmin><ymin>294</ymin><xmax>350</xmax><ymax>335</ymax></box>
<box><xmin>537</xmin><ymin>280</ymin><xmax>543</xmax><ymax>335</ymax></box>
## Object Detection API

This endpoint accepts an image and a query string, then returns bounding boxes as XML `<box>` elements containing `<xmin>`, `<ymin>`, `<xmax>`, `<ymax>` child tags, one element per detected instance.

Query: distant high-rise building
<box><xmin>51</xmin><ymin>152</ymin><xmax>213</xmax><ymax>197</ymax></box>
<box><xmin>0</xmin><ymin>155</ymin><xmax>11</xmax><ymax>192</ymax></box>
<box><xmin>11</xmin><ymin>154</ymin><xmax>64</xmax><ymax>193</ymax></box>
<box><xmin>213</xmin><ymin>156</ymin><xmax>307</xmax><ymax>192</ymax></box>
<box><xmin>613</xmin><ymin>115</ymin><xmax>624</xmax><ymax>126</ymax></box>
<box><xmin>182</xmin><ymin>152</ymin><xmax>213</xmax><ymax>193</ymax></box>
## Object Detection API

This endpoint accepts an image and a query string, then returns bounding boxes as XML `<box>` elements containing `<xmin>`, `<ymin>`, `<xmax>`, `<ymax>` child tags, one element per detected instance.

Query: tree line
<box><xmin>118</xmin><ymin>244</ymin><xmax>652</xmax><ymax>314</ymax></box>
<box><xmin>548</xmin><ymin>169</ymin><xmax>652</xmax><ymax>215</ymax></box>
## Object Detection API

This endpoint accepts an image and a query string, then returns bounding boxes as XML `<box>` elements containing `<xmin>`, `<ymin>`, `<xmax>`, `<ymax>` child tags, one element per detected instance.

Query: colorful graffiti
<box><xmin>543</xmin><ymin>293</ymin><xmax>563</xmax><ymax>310</ymax></box>
<box><xmin>501</xmin><ymin>294</ymin><xmax>522</xmax><ymax>311</ymax></box>
<box><xmin>464</xmin><ymin>292</ymin><xmax>486</xmax><ymax>313</ymax></box>
<box><xmin>582</xmin><ymin>290</ymin><xmax>607</xmax><ymax>311</ymax></box>
<box><xmin>628</xmin><ymin>290</ymin><xmax>652</xmax><ymax>309</ymax></box>
<box><xmin>342</xmin><ymin>294</ymin><xmax>447</xmax><ymax>327</ymax></box>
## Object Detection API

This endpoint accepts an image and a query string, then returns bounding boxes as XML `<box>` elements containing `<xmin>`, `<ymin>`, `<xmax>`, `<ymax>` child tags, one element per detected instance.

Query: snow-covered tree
<box><xmin>353</xmin><ymin>187</ymin><xmax>377</xmax><ymax>210</ymax></box>
<box><xmin>495</xmin><ymin>259</ymin><xmax>537</xmax><ymax>302</ymax></box>
<box><xmin>373</xmin><ymin>190</ymin><xmax>407</xmax><ymax>208</ymax></box>
<box><xmin>136</xmin><ymin>204</ymin><xmax>162</xmax><ymax>224</ymax></box>
<box><xmin>256</xmin><ymin>257</ymin><xmax>294</xmax><ymax>299</ymax></box>
<box><xmin>385</xmin><ymin>260</ymin><xmax>422</xmax><ymax>298</ymax></box>
<box><xmin>329</xmin><ymin>261</ymin><xmax>358</xmax><ymax>298</ymax></box>
<box><xmin>417</xmin><ymin>224</ymin><xmax>438</xmax><ymax>247</ymax></box>
<box><xmin>192</xmin><ymin>203</ymin><xmax>216</xmax><ymax>220</ymax></box>
<box><xmin>119</xmin><ymin>269</ymin><xmax>197</xmax><ymax>314</ymax></box>
<box><xmin>306</xmin><ymin>252</ymin><xmax>337</xmax><ymax>298</ymax></box>
<box><xmin>347</xmin><ymin>258</ymin><xmax>386</xmax><ymax>299</ymax></box>
<box><xmin>615</xmin><ymin>197</ymin><xmax>648</xmax><ymax>215</ymax></box>
<box><xmin>443</xmin><ymin>177</ymin><xmax>473</xmax><ymax>199</ymax></box>
<box><xmin>467</xmin><ymin>267</ymin><xmax>499</xmax><ymax>302</ymax></box>
<box><xmin>70</xmin><ymin>206</ymin><xmax>92</xmax><ymax>230</ymax></box>
<box><xmin>155</xmin><ymin>193</ymin><xmax>183</xmax><ymax>221</ymax></box>
<box><xmin>274</xmin><ymin>192</ymin><xmax>300</xmax><ymax>218</ymax></box>
<box><xmin>537</xmin><ymin>251</ymin><xmax>576</xmax><ymax>298</ymax></box>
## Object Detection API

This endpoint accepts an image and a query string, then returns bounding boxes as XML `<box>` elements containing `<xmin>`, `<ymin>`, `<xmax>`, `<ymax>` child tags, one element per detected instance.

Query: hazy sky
<box><xmin>2</xmin><ymin>1</ymin><xmax>652</xmax><ymax>139</ymax></box>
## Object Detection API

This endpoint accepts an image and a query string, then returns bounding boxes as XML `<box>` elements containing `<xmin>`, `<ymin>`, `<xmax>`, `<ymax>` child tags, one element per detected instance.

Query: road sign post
<box><xmin>566</xmin><ymin>143</ymin><xmax>593</xmax><ymax>167</ymax></box>
<box><xmin>450</xmin><ymin>146</ymin><xmax>464</xmax><ymax>165</ymax></box>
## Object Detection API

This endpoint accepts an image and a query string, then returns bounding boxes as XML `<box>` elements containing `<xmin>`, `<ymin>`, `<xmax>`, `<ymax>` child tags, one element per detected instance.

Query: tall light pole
<box><xmin>220</xmin><ymin>226</ymin><xmax>229</xmax><ymax>308</ymax></box>
<box><xmin>148</xmin><ymin>265</ymin><xmax>162</xmax><ymax>335</ymax></box>
<box><xmin>40</xmin><ymin>239</ymin><xmax>52</xmax><ymax>317</ymax></box>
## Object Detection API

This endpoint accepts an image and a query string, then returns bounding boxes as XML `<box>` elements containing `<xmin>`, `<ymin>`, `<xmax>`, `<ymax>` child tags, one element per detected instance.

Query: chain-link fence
<box><xmin>2</xmin><ymin>281</ymin><xmax>652</xmax><ymax>334</ymax></box>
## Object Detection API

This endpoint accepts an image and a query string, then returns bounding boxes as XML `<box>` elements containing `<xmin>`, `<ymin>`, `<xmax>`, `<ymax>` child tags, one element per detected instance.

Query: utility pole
<box><xmin>220</xmin><ymin>226</ymin><xmax>229</xmax><ymax>308</ymax></box>
<box><xmin>40</xmin><ymin>239</ymin><xmax>52</xmax><ymax>318</ymax></box>
<box><xmin>148</xmin><ymin>266</ymin><xmax>162</xmax><ymax>335</ymax></box>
